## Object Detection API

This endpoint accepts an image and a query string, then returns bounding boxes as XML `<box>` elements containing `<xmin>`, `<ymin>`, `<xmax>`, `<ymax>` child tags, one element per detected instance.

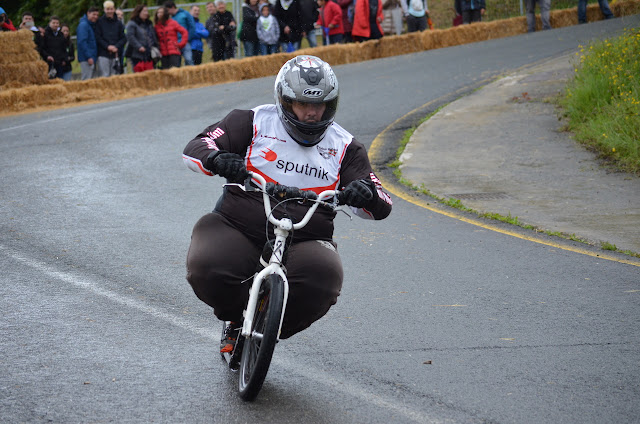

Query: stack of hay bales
<box><xmin>0</xmin><ymin>29</ymin><xmax>49</xmax><ymax>88</ymax></box>
<box><xmin>0</xmin><ymin>0</ymin><xmax>638</xmax><ymax>116</ymax></box>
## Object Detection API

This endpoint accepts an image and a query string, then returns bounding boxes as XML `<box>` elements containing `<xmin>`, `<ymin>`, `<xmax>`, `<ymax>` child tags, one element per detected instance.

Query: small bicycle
<box><xmin>220</xmin><ymin>171</ymin><xmax>352</xmax><ymax>401</ymax></box>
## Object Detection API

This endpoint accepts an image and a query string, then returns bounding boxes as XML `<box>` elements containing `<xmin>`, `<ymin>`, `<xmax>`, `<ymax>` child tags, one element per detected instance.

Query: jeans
<box><xmin>306</xmin><ymin>28</ymin><xmax>318</xmax><ymax>48</ymax></box>
<box><xmin>578</xmin><ymin>0</ymin><xmax>614</xmax><ymax>23</ymax></box>
<box><xmin>322</xmin><ymin>33</ymin><xmax>343</xmax><ymax>45</ymax></box>
<box><xmin>526</xmin><ymin>0</ymin><xmax>551</xmax><ymax>31</ymax></box>
<box><xmin>192</xmin><ymin>50</ymin><xmax>203</xmax><ymax>65</ymax></box>
<box><xmin>259</xmin><ymin>43</ymin><xmax>278</xmax><ymax>55</ymax></box>
<box><xmin>181</xmin><ymin>42</ymin><xmax>193</xmax><ymax>66</ymax></box>
<box><xmin>280</xmin><ymin>41</ymin><xmax>300</xmax><ymax>52</ymax></box>
<box><xmin>243</xmin><ymin>40</ymin><xmax>261</xmax><ymax>57</ymax></box>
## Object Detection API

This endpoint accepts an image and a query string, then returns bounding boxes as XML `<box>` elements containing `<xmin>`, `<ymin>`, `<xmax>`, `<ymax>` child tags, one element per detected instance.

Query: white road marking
<box><xmin>0</xmin><ymin>244</ymin><xmax>444</xmax><ymax>423</ymax></box>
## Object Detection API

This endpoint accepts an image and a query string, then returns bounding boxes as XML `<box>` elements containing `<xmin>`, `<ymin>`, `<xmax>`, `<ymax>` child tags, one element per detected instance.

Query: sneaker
<box><xmin>220</xmin><ymin>321</ymin><xmax>240</xmax><ymax>354</ymax></box>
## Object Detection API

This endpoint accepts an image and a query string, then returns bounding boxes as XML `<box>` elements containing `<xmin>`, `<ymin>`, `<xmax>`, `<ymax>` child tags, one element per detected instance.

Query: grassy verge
<box><xmin>387</xmin><ymin>105</ymin><xmax>639</xmax><ymax>258</ymax></box>
<box><xmin>560</xmin><ymin>29</ymin><xmax>640</xmax><ymax>174</ymax></box>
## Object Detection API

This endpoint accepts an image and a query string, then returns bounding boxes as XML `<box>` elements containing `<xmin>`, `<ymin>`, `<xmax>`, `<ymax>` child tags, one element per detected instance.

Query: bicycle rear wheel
<box><xmin>238</xmin><ymin>273</ymin><xmax>284</xmax><ymax>401</ymax></box>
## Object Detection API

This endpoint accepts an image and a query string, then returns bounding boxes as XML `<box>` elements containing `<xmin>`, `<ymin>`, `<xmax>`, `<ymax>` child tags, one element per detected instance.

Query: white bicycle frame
<box><xmin>236</xmin><ymin>172</ymin><xmax>340</xmax><ymax>342</ymax></box>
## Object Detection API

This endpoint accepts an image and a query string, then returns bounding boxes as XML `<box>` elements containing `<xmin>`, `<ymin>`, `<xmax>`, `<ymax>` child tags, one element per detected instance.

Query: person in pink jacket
<box><xmin>154</xmin><ymin>6</ymin><xmax>188</xmax><ymax>69</ymax></box>
<box><xmin>351</xmin><ymin>0</ymin><xmax>383</xmax><ymax>41</ymax></box>
<box><xmin>316</xmin><ymin>0</ymin><xmax>344</xmax><ymax>44</ymax></box>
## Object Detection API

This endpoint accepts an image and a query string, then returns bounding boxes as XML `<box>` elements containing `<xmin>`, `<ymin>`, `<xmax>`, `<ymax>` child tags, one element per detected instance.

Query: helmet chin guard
<box><xmin>274</xmin><ymin>55</ymin><xmax>339</xmax><ymax>146</ymax></box>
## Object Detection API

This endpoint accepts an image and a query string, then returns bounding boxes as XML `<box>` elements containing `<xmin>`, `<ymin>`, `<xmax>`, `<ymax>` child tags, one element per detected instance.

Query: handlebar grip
<box><xmin>265</xmin><ymin>183</ymin><xmax>318</xmax><ymax>201</ymax></box>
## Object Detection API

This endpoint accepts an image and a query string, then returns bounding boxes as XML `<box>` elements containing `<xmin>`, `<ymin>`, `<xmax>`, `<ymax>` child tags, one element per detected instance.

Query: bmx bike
<box><xmin>220</xmin><ymin>171</ymin><xmax>351</xmax><ymax>401</ymax></box>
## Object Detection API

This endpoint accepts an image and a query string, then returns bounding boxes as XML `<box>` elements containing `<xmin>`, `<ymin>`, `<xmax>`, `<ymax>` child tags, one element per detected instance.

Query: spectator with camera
<box><xmin>209</xmin><ymin>0</ymin><xmax>237</xmax><ymax>61</ymax></box>
<box><xmin>19</xmin><ymin>12</ymin><xmax>44</xmax><ymax>56</ymax></box>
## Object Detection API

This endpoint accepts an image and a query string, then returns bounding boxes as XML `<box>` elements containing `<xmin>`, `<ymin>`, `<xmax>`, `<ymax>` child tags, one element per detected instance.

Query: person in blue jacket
<box><xmin>77</xmin><ymin>6</ymin><xmax>100</xmax><ymax>79</ymax></box>
<box><xmin>189</xmin><ymin>5</ymin><xmax>210</xmax><ymax>65</ymax></box>
<box><xmin>165</xmin><ymin>1</ymin><xmax>196</xmax><ymax>66</ymax></box>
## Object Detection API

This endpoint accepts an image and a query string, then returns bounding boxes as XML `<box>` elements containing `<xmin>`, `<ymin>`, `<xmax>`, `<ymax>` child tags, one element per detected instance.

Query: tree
<box><xmin>48</xmin><ymin>0</ymin><xmax>98</xmax><ymax>33</ymax></box>
<box><xmin>5</xmin><ymin>0</ymin><xmax>51</xmax><ymax>27</ymax></box>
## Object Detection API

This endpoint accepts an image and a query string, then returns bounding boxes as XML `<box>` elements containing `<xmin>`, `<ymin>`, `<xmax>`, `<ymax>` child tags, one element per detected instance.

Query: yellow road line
<box><xmin>369</xmin><ymin>106</ymin><xmax>640</xmax><ymax>268</ymax></box>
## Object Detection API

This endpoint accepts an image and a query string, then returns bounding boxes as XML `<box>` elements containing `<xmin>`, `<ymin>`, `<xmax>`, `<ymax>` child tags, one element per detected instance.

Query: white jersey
<box><xmin>182</xmin><ymin>105</ymin><xmax>392</xmax><ymax>243</ymax></box>
<box><xmin>246</xmin><ymin>104</ymin><xmax>354</xmax><ymax>194</ymax></box>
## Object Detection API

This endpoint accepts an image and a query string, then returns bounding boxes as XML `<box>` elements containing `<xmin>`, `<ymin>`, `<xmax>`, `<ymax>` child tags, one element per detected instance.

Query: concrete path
<box><xmin>399</xmin><ymin>52</ymin><xmax>640</xmax><ymax>253</ymax></box>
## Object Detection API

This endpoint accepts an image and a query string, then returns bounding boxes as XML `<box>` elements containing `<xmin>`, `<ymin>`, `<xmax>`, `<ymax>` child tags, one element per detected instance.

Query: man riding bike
<box><xmin>182</xmin><ymin>55</ymin><xmax>392</xmax><ymax>353</ymax></box>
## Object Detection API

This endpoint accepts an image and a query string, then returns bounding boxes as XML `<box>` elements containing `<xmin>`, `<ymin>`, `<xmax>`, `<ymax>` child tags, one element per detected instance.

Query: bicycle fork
<box><xmin>241</xmin><ymin>225</ymin><xmax>290</xmax><ymax>342</ymax></box>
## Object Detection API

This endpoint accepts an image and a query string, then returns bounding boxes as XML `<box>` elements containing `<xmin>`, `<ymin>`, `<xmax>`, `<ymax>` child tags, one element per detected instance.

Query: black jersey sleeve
<box><xmin>183</xmin><ymin>109</ymin><xmax>255</xmax><ymax>175</ymax></box>
<box><xmin>339</xmin><ymin>139</ymin><xmax>392</xmax><ymax>220</ymax></box>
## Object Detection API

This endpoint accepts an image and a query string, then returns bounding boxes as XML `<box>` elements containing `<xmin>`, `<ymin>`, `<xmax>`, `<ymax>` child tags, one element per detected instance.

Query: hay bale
<box><xmin>0</xmin><ymin>61</ymin><xmax>49</xmax><ymax>87</ymax></box>
<box><xmin>2</xmin><ymin>0</ymin><xmax>640</xmax><ymax>116</ymax></box>
<box><xmin>0</xmin><ymin>29</ymin><xmax>48</xmax><ymax>88</ymax></box>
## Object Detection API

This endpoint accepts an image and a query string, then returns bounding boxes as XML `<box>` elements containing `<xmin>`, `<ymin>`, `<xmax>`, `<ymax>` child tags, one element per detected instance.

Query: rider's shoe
<box><xmin>220</xmin><ymin>321</ymin><xmax>240</xmax><ymax>354</ymax></box>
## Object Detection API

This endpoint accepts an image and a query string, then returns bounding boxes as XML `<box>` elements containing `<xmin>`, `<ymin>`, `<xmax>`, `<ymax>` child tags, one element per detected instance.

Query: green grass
<box><xmin>560</xmin><ymin>29</ymin><xmax>640</xmax><ymax>174</ymax></box>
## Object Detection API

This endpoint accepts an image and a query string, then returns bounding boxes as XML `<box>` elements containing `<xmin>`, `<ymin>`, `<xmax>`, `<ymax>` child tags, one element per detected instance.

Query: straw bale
<box><xmin>613</xmin><ymin>0</ymin><xmax>640</xmax><ymax>15</ymax></box>
<box><xmin>0</xmin><ymin>62</ymin><xmax>49</xmax><ymax>87</ymax></box>
<box><xmin>0</xmin><ymin>29</ymin><xmax>37</xmax><ymax>54</ymax></box>
<box><xmin>0</xmin><ymin>29</ymin><xmax>48</xmax><ymax>88</ymax></box>
<box><xmin>2</xmin><ymin>0</ymin><xmax>640</xmax><ymax>116</ymax></box>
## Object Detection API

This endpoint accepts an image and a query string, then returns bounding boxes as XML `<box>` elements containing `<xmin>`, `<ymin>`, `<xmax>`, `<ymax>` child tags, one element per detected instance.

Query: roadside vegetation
<box><xmin>560</xmin><ymin>29</ymin><xmax>640</xmax><ymax>175</ymax></box>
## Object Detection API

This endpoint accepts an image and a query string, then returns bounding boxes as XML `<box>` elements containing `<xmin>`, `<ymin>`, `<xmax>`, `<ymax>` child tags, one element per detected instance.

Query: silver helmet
<box><xmin>274</xmin><ymin>55</ymin><xmax>339</xmax><ymax>147</ymax></box>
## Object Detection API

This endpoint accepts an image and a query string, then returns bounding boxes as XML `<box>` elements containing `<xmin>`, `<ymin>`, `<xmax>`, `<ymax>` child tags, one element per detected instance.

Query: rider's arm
<box><xmin>339</xmin><ymin>139</ymin><xmax>393</xmax><ymax>220</ymax></box>
<box><xmin>182</xmin><ymin>109</ymin><xmax>254</xmax><ymax>176</ymax></box>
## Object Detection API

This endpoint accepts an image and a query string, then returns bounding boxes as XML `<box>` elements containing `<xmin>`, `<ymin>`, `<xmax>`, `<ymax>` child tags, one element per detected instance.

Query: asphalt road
<box><xmin>1</xmin><ymin>16</ymin><xmax>639</xmax><ymax>423</ymax></box>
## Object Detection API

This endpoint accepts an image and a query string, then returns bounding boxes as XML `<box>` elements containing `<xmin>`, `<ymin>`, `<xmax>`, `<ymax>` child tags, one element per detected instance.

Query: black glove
<box><xmin>266</xmin><ymin>183</ymin><xmax>318</xmax><ymax>201</ymax></box>
<box><xmin>338</xmin><ymin>179</ymin><xmax>376</xmax><ymax>208</ymax></box>
<box><xmin>206</xmin><ymin>151</ymin><xmax>249</xmax><ymax>183</ymax></box>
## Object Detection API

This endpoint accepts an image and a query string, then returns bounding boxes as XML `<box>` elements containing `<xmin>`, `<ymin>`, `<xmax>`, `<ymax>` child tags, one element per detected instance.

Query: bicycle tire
<box><xmin>238</xmin><ymin>273</ymin><xmax>284</xmax><ymax>401</ymax></box>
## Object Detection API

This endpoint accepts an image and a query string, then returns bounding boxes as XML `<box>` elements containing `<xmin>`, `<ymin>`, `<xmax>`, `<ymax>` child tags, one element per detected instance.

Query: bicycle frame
<box><xmin>236</xmin><ymin>172</ymin><xmax>339</xmax><ymax>342</ymax></box>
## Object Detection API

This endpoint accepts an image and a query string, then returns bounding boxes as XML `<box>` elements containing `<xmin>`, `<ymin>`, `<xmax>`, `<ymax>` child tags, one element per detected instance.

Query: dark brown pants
<box><xmin>186</xmin><ymin>213</ymin><xmax>343</xmax><ymax>339</ymax></box>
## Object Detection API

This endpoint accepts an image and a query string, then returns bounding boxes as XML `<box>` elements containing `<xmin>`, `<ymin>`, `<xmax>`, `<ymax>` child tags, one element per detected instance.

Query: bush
<box><xmin>561</xmin><ymin>29</ymin><xmax>640</xmax><ymax>174</ymax></box>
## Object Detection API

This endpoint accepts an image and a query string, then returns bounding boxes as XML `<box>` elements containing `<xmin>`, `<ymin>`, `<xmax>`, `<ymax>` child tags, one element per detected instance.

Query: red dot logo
<box><xmin>260</xmin><ymin>148</ymin><xmax>278</xmax><ymax>162</ymax></box>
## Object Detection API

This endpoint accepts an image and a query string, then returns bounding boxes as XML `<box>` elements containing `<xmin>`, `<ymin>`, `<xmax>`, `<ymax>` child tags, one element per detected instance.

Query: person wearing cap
<box><xmin>95</xmin><ymin>0</ymin><xmax>126</xmax><ymax>77</ymax></box>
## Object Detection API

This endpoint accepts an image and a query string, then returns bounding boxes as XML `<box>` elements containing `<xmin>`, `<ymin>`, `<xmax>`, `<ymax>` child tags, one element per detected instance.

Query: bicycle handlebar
<box><xmin>247</xmin><ymin>172</ymin><xmax>339</xmax><ymax>230</ymax></box>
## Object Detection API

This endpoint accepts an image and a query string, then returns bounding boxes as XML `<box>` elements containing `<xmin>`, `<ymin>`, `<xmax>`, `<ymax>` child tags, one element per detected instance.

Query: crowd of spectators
<box><xmin>5</xmin><ymin>0</ymin><xmax>603</xmax><ymax>80</ymax></box>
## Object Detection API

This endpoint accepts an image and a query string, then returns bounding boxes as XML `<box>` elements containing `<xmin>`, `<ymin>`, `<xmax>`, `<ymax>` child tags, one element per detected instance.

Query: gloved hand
<box><xmin>266</xmin><ymin>183</ymin><xmax>318</xmax><ymax>201</ymax></box>
<box><xmin>206</xmin><ymin>151</ymin><xmax>249</xmax><ymax>183</ymax></box>
<box><xmin>338</xmin><ymin>179</ymin><xmax>377</xmax><ymax>208</ymax></box>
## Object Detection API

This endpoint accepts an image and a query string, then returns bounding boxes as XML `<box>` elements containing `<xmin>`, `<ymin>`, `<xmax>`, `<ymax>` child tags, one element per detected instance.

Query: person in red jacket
<box><xmin>154</xmin><ymin>6</ymin><xmax>188</xmax><ymax>69</ymax></box>
<box><xmin>0</xmin><ymin>7</ymin><xmax>17</xmax><ymax>31</ymax></box>
<box><xmin>316</xmin><ymin>0</ymin><xmax>343</xmax><ymax>45</ymax></box>
<box><xmin>351</xmin><ymin>0</ymin><xmax>383</xmax><ymax>41</ymax></box>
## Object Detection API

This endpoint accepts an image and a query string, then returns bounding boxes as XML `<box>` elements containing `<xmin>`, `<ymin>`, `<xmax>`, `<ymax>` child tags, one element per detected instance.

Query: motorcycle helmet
<box><xmin>274</xmin><ymin>55</ymin><xmax>339</xmax><ymax>146</ymax></box>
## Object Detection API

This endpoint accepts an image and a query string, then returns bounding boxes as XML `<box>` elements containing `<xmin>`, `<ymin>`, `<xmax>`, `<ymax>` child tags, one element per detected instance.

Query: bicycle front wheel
<box><xmin>238</xmin><ymin>273</ymin><xmax>284</xmax><ymax>401</ymax></box>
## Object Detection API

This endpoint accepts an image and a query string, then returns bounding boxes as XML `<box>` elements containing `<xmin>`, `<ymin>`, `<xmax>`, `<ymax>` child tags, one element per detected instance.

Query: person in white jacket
<box><xmin>257</xmin><ymin>3</ymin><xmax>280</xmax><ymax>54</ymax></box>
